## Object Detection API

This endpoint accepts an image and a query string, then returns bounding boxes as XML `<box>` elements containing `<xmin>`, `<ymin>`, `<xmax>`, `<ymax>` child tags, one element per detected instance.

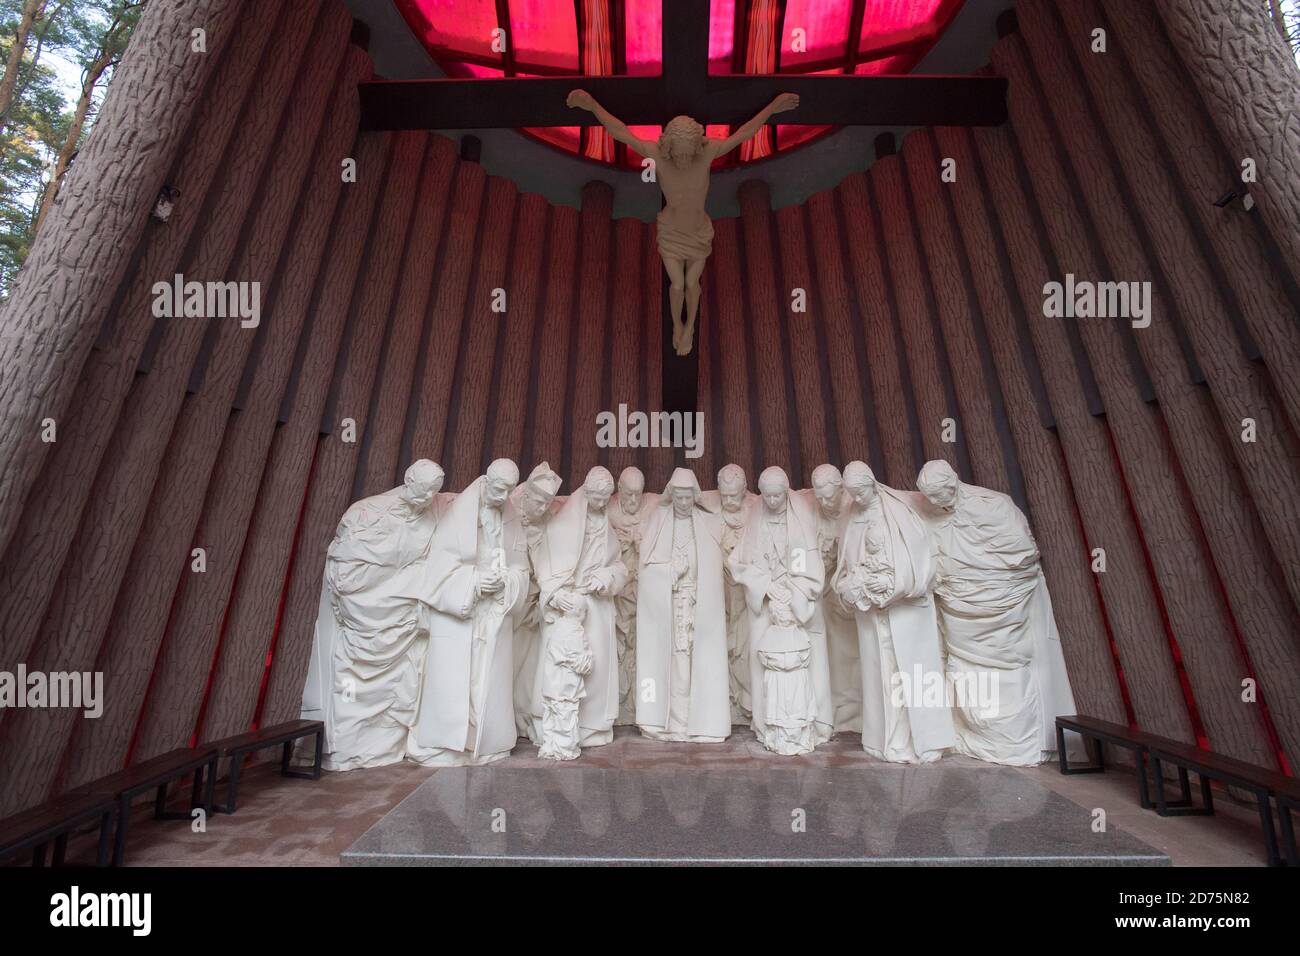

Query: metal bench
<box><xmin>0</xmin><ymin>791</ymin><xmax>116</xmax><ymax>867</ymax></box>
<box><xmin>71</xmin><ymin>746</ymin><xmax>219</xmax><ymax>866</ymax></box>
<box><xmin>207</xmin><ymin>719</ymin><xmax>324</xmax><ymax>814</ymax></box>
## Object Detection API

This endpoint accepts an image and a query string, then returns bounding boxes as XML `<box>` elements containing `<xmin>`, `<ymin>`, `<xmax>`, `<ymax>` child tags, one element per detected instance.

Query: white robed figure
<box><xmin>796</xmin><ymin>463</ymin><xmax>860</xmax><ymax>734</ymax></box>
<box><xmin>511</xmin><ymin>462</ymin><xmax>563</xmax><ymax>742</ymax></box>
<box><xmin>726</xmin><ymin>467</ymin><xmax>829</xmax><ymax>754</ymax></box>
<box><xmin>531</xmin><ymin>466</ymin><xmax>629</xmax><ymax>752</ymax></box>
<box><xmin>917</xmin><ymin>460</ymin><xmax>1076</xmax><ymax>766</ymax></box>
<box><xmin>636</xmin><ymin>468</ymin><xmax>731</xmax><ymax>742</ymax></box>
<box><xmin>833</xmin><ymin>461</ymin><xmax>954</xmax><ymax>763</ymax></box>
<box><xmin>608</xmin><ymin>466</ymin><xmax>656</xmax><ymax>725</ymax></box>
<box><xmin>301</xmin><ymin>459</ymin><xmax>447</xmax><ymax>770</ymax></box>
<box><xmin>700</xmin><ymin>463</ymin><xmax>757</xmax><ymax>723</ymax></box>
<box><xmin>403</xmin><ymin>459</ymin><xmax>530</xmax><ymax>766</ymax></box>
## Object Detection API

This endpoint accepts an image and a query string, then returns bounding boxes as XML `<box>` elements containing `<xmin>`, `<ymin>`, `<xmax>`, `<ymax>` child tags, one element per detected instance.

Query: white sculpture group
<box><xmin>304</xmin><ymin>457</ymin><xmax>1076</xmax><ymax>770</ymax></box>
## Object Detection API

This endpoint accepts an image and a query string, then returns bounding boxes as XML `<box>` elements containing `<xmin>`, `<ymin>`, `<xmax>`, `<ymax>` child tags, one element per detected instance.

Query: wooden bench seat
<box><xmin>206</xmin><ymin>719</ymin><xmax>324</xmax><ymax>814</ymax></box>
<box><xmin>73</xmin><ymin>746</ymin><xmax>219</xmax><ymax>866</ymax></box>
<box><xmin>1057</xmin><ymin>714</ymin><xmax>1298</xmax><ymax>867</ymax></box>
<box><xmin>0</xmin><ymin>791</ymin><xmax>115</xmax><ymax>867</ymax></box>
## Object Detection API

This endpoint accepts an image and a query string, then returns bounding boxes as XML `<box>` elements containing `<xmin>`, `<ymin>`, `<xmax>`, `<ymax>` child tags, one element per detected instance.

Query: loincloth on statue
<box><xmin>656</xmin><ymin>210</ymin><xmax>714</xmax><ymax>262</ymax></box>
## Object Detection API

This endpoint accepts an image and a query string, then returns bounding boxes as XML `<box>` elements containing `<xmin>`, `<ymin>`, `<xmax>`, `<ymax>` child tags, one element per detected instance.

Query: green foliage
<box><xmin>0</xmin><ymin>0</ymin><xmax>144</xmax><ymax>298</ymax></box>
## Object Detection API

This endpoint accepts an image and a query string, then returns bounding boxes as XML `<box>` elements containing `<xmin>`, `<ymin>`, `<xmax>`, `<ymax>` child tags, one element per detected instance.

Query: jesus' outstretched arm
<box><xmin>708</xmin><ymin>93</ymin><xmax>801</xmax><ymax>158</ymax></box>
<box><xmin>566</xmin><ymin>89</ymin><xmax>659</xmax><ymax>156</ymax></box>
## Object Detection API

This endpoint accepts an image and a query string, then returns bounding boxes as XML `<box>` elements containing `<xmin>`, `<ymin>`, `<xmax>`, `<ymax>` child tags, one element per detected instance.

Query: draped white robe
<box><xmin>700</xmin><ymin>489</ymin><xmax>757</xmax><ymax>723</ymax></box>
<box><xmin>401</xmin><ymin>478</ymin><xmax>530</xmax><ymax>765</ymax></box>
<box><xmin>608</xmin><ymin>492</ymin><xmax>657</xmax><ymax>725</ymax></box>
<box><xmin>635</xmin><ymin>501</ymin><xmax>730</xmax><ymax>741</ymax></box>
<box><xmin>726</xmin><ymin>499</ymin><xmax>832</xmax><ymax>749</ymax></box>
<box><xmin>927</xmin><ymin>485</ymin><xmax>1077</xmax><ymax>765</ymax></box>
<box><xmin>531</xmin><ymin>488</ymin><xmax>630</xmax><ymax>746</ymax></box>
<box><xmin>301</xmin><ymin>487</ymin><xmax>446</xmax><ymax>770</ymax></box>
<box><xmin>512</xmin><ymin>493</ymin><xmax>561</xmax><ymax>743</ymax></box>
<box><xmin>833</xmin><ymin>487</ymin><xmax>954</xmax><ymax>763</ymax></box>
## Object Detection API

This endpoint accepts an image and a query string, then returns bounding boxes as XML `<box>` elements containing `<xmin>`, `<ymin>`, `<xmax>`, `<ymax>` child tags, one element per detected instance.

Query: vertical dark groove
<box><xmin>865</xmin><ymin>173</ymin><xmax>926</xmax><ymax>474</ymax></box>
<box><xmin>898</xmin><ymin>151</ymin><xmax>974</xmax><ymax>481</ymax></box>
<box><xmin>798</xmin><ymin>201</ymin><xmax>843</xmax><ymax>470</ymax></box>
<box><xmin>923</xmin><ymin>128</ymin><xmax>1028</xmax><ymax>510</ymax></box>
<box><xmin>519</xmin><ymin>204</ymin><xmax>555</xmax><ymax>473</ymax></box>
<box><xmin>830</xmin><ymin>188</ymin><xmax>886</xmax><ymax>471</ymax></box>
<box><xmin>596</xmin><ymin>215</ymin><xmax>619</xmax><ymax>473</ymax></box>
<box><xmin>319</xmin><ymin>137</ymin><xmax>401</xmax><ymax>435</ymax></box>
<box><xmin>1010</xmin><ymin>39</ymin><xmax>1160</xmax><ymax>405</ymax></box>
<box><xmin>480</xmin><ymin>194</ymin><xmax>524</xmax><ymax>476</ymax></box>
<box><xmin>763</xmin><ymin>203</ymin><xmax>804</xmax><ymax>483</ymax></box>
<box><xmin>999</xmin><ymin>121</ymin><xmax>1109</xmax><ymax>418</ymax></box>
<box><xmin>963</xmin><ymin>126</ymin><xmax>1056</xmax><ymax>431</ymax></box>
<box><xmin>396</xmin><ymin>150</ymin><xmax>459</xmax><ymax>479</ymax></box>
<box><xmin>558</xmin><ymin>197</ymin><xmax>587</xmax><ymax>483</ymax></box>
<box><xmin>1047</xmin><ymin>1</ymin><xmax>1219</xmax><ymax>382</ymax></box>
<box><xmin>436</xmin><ymin>174</ymin><xmax>493</xmax><ymax>474</ymax></box>
<box><xmin>733</xmin><ymin>217</ymin><xmax>765</xmax><ymax>477</ymax></box>
<box><xmin>352</xmin><ymin>135</ymin><xmax>434</xmax><ymax>501</ymax></box>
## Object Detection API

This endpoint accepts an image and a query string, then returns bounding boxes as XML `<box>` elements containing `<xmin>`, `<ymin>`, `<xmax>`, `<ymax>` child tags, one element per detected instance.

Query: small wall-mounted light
<box><xmin>1213</xmin><ymin>189</ymin><xmax>1255</xmax><ymax>211</ymax></box>
<box><xmin>152</xmin><ymin>185</ymin><xmax>181</xmax><ymax>223</ymax></box>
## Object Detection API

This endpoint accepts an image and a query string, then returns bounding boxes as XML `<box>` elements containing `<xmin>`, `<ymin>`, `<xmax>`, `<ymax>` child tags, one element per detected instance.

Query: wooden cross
<box><xmin>359</xmin><ymin>1</ymin><xmax>1007</xmax><ymax>131</ymax></box>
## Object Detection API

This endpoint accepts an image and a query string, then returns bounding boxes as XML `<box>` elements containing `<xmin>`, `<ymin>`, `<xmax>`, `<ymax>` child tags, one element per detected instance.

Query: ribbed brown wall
<box><xmin>1</xmin><ymin>0</ymin><xmax>1297</xmax><ymax>816</ymax></box>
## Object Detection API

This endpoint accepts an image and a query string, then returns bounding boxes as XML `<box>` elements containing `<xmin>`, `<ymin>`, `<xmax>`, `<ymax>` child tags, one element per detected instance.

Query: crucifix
<box><xmin>359</xmin><ymin>0</ymin><xmax>1007</xmax><ymax>415</ymax></box>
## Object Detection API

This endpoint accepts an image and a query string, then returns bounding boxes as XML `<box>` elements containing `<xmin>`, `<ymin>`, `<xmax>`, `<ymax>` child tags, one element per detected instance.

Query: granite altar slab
<box><xmin>341</xmin><ymin>764</ymin><xmax>1169</xmax><ymax>866</ymax></box>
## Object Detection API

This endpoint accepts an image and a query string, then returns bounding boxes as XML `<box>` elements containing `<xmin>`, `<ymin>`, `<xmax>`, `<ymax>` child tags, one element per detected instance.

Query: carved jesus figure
<box><xmin>567</xmin><ymin>89</ymin><xmax>801</xmax><ymax>356</ymax></box>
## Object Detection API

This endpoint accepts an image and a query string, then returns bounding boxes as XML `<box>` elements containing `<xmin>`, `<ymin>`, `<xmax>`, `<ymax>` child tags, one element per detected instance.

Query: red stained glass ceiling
<box><xmin>392</xmin><ymin>0</ymin><xmax>966</xmax><ymax>167</ymax></box>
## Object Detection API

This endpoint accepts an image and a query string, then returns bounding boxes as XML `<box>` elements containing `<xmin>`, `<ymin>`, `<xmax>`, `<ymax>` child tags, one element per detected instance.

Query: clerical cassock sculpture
<box><xmin>531</xmin><ymin>466</ymin><xmax>629</xmax><ymax>754</ymax></box>
<box><xmin>403</xmin><ymin>459</ymin><xmax>530</xmax><ymax>766</ymax></box>
<box><xmin>303</xmin><ymin>459</ymin><xmax>447</xmax><ymax>770</ymax></box>
<box><xmin>833</xmin><ymin>462</ymin><xmax>954</xmax><ymax>763</ymax></box>
<box><xmin>726</xmin><ymin>467</ymin><xmax>828</xmax><ymax>755</ymax></box>
<box><xmin>635</xmin><ymin>468</ymin><xmax>730</xmax><ymax>742</ymax></box>
<box><xmin>917</xmin><ymin>460</ymin><xmax>1077</xmax><ymax>766</ymax></box>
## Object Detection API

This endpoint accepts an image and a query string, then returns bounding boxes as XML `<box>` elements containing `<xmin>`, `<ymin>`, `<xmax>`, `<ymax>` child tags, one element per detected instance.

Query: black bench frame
<box><xmin>1277</xmin><ymin>793</ymin><xmax>1298</xmax><ymax>866</ymax></box>
<box><xmin>1056</xmin><ymin>719</ymin><xmax>1153</xmax><ymax>809</ymax></box>
<box><xmin>1149</xmin><ymin>747</ymin><xmax>1281</xmax><ymax>868</ymax></box>
<box><xmin>103</xmin><ymin>750</ymin><xmax>219</xmax><ymax>866</ymax></box>
<box><xmin>214</xmin><ymin>723</ymin><xmax>324</xmax><ymax>815</ymax></box>
<box><xmin>2</xmin><ymin>799</ymin><xmax>115</xmax><ymax>868</ymax></box>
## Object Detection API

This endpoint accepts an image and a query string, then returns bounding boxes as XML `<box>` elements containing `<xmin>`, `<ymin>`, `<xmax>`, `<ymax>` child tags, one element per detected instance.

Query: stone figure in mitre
<box><xmin>302</xmin><ymin>459</ymin><xmax>446</xmax><ymax>770</ymax></box>
<box><xmin>567</xmin><ymin>88</ymin><xmax>800</xmax><ymax>356</ymax></box>
<box><xmin>402</xmin><ymin>458</ymin><xmax>530</xmax><ymax>766</ymax></box>
<box><xmin>832</xmin><ymin>461</ymin><xmax>954</xmax><ymax>763</ymax></box>
<box><xmin>916</xmin><ymin>460</ymin><xmax>1077</xmax><ymax>766</ymax></box>
<box><xmin>635</xmin><ymin>468</ymin><xmax>730</xmax><ymax>742</ymax></box>
<box><xmin>530</xmin><ymin>466</ymin><xmax>629</xmax><ymax>757</ymax></box>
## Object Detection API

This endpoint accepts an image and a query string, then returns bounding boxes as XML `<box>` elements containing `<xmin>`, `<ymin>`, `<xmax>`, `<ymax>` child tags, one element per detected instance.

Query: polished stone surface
<box><xmin>342</xmin><ymin>760</ymin><xmax>1169</xmax><ymax>866</ymax></box>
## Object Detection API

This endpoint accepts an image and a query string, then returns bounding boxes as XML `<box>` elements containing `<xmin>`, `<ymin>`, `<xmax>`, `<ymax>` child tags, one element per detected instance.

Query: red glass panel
<box><xmin>394</xmin><ymin>0</ymin><xmax>503</xmax><ymax>61</ymax></box>
<box><xmin>391</xmin><ymin>0</ymin><xmax>967</xmax><ymax>167</ymax></box>
<box><xmin>509</xmin><ymin>0</ymin><xmax>578</xmax><ymax>71</ymax></box>
<box><xmin>859</xmin><ymin>0</ymin><xmax>963</xmax><ymax>60</ymax></box>
<box><xmin>779</xmin><ymin>0</ymin><xmax>853</xmax><ymax>69</ymax></box>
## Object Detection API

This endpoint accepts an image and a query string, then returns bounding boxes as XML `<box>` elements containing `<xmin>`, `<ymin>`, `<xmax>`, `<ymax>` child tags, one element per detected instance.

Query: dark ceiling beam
<box><xmin>358</xmin><ymin>76</ymin><xmax>665</xmax><ymax>131</ymax></box>
<box><xmin>661</xmin><ymin>0</ymin><xmax>709</xmax><ymax>115</ymax></box>
<box><xmin>358</xmin><ymin>73</ymin><xmax>1008</xmax><ymax>130</ymax></box>
<box><xmin>704</xmin><ymin>73</ymin><xmax>1008</xmax><ymax>126</ymax></box>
